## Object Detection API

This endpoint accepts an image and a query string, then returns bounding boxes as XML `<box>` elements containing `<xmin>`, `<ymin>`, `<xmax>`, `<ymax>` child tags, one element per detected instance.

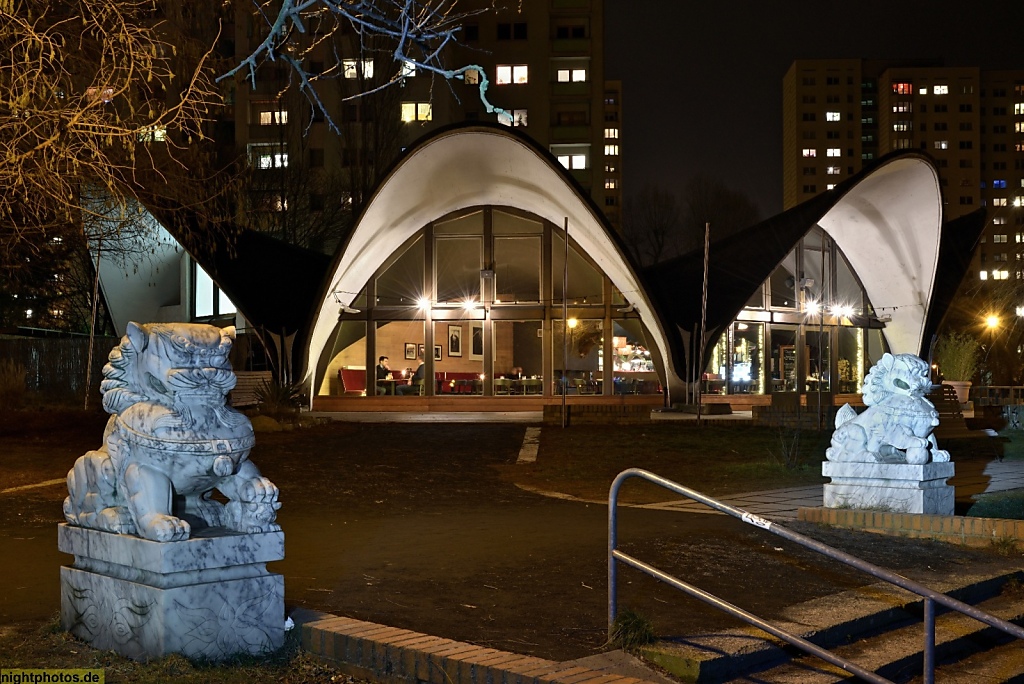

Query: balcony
<box><xmin>551</xmin><ymin>82</ymin><xmax>590</xmax><ymax>98</ymax></box>
<box><xmin>550</xmin><ymin>125</ymin><xmax>591</xmax><ymax>143</ymax></box>
<box><xmin>552</xmin><ymin>38</ymin><xmax>590</xmax><ymax>54</ymax></box>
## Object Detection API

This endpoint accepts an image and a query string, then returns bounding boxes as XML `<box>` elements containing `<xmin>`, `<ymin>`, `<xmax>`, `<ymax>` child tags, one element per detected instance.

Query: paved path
<box><xmin>637</xmin><ymin>459</ymin><xmax>1024</xmax><ymax>520</ymax></box>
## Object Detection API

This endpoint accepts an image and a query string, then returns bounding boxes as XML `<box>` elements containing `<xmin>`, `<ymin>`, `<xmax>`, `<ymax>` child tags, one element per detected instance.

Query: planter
<box><xmin>943</xmin><ymin>380</ymin><xmax>972</xmax><ymax>404</ymax></box>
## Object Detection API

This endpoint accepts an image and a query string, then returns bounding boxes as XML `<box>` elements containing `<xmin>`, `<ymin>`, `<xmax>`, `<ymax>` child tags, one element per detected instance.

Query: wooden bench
<box><xmin>230</xmin><ymin>371</ymin><xmax>273</xmax><ymax>407</ymax></box>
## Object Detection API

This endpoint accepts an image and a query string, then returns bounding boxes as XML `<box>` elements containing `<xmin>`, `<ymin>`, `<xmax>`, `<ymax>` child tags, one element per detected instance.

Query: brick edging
<box><xmin>798</xmin><ymin>507</ymin><xmax>1024</xmax><ymax>546</ymax></box>
<box><xmin>301</xmin><ymin>614</ymin><xmax>659</xmax><ymax>684</ymax></box>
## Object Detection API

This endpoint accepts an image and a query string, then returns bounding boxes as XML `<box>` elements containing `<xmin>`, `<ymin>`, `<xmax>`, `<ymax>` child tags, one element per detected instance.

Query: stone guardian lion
<box><xmin>826</xmin><ymin>352</ymin><xmax>950</xmax><ymax>465</ymax></box>
<box><xmin>64</xmin><ymin>322</ymin><xmax>280</xmax><ymax>542</ymax></box>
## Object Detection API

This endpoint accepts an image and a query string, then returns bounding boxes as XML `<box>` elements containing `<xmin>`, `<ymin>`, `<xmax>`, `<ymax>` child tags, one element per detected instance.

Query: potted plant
<box><xmin>934</xmin><ymin>332</ymin><xmax>980</xmax><ymax>403</ymax></box>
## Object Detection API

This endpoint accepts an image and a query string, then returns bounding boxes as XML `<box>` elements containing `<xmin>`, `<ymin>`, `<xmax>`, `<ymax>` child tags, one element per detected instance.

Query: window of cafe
<box><xmin>705</xmin><ymin>227</ymin><xmax>885</xmax><ymax>398</ymax></box>
<box><xmin>315</xmin><ymin>206</ymin><xmax>657</xmax><ymax>399</ymax></box>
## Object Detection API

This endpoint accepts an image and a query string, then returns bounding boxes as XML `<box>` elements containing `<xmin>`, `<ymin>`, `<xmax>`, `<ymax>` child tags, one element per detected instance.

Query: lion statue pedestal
<box><xmin>822</xmin><ymin>353</ymin><xmax>954</xmax><ymax>515</ymax></box>
<box><xmin>58</xmin><ymin>322</ymin><xmax>284</xmax><ymax>661</ymax></box>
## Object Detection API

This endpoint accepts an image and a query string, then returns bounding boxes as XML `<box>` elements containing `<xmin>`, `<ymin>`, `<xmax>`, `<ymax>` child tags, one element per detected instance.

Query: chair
<box><xmin>494</xmin><ymin>378</ymin><xmax>512</xmax><ymax>395</ymax></box>
<box><xmin>522</xmin><ymin>378</ymin><xmax>542</xmax><ymax>395</ymax></box>
<box><xmin>575</xmin><ymin>380</ymin><xmax>597</xmax><ymax>395</ymax></box>
<box><xmin>340</xmin><ymin>367</ymin><xmax>367</xmax><ymax>396</ymax></box>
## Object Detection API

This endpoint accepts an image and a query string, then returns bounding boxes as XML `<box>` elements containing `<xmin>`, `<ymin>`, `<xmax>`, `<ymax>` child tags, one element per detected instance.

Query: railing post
<box><xmin>608</xmin><ymin>472</ymin><xmax>625</xmax><ymax>640</ymax></box>
<box><xmin>923</xmin><ymin>597</ymin><xmax>935</xmax><ymax>684</ymax></box>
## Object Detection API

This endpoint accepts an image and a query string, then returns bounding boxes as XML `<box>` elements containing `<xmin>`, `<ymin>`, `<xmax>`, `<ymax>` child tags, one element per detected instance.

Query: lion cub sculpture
<box><xmin>64</xmin><ymin>322</ymin><xmax>280</xmax><ymax>542</ymax></box>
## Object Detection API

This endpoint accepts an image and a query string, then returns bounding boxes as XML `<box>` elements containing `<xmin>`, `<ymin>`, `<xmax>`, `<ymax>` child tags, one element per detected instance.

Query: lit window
<box><xmin>994</xmin><ymin>270</ymin><xmax>1010</xmax><ymax>280</ymax></box>
<box><xmin>995</xmin><ymin>217</ymin><xmax>1008</xmax><ymax>225</ymax></box>
<box><xmin>137</xmin><ymin>126</ymin><xmax>167</xmax><ymax>142</ymax></box>
<box><xmin>825</xmin><ymin>111</ymin><xmax>840</xmax><ymax>122</ymax></box>
<box><xmin>918</xmin><ymin>87</ymin><xmax>928</xmax><ymax>95</ymax></box>
<box><xmin>1015</xmin><ymin>103</ymin><xmax>1024</xmax><ymax>115</ymax></box>
<box><xmin>1016</xmin><ymin>196</ymin><xmax>1024</xmax><ymax>207</ymax></box>
<box><xmin>980</xmin><ymin>271</ymin><xmax>988</xmax><ymax>280</ymax></box>
<box><xmin>826</xmin><ymin>166</ymin><xmax>840</xmax><ymax>175</ymax></box>
<box><xmin>826</xmin><ymin>148</ymin><xmax>841</xmax><ymax>157</ymax></box>
<box><xmin>400</xmin><ymin>61</ymin><xmax>416</xmax><ymax>78</ymax></box>
<box><xmin>892</xmin><ymin>82</ymin><xmax>913</xmax><ymax>94</ymax></box>
<box><xmin>343</xmin><ymin>59</ymin><xmax>374</xmax><ymax>79</ymax></box>
<box><xmin>934</xmin><ymin>85</ymin><xmax>948</xmax><ymax>95</ymax></box>
<box><xmin>258</xmin><ymin>110</ymin><xmax>287</xmax><ymax>125</ymax></box>
<box><xmin>605</xmin><ymin>128</ymin><xmax>618</xmax><ymax>139</ymax></box>
<box><xmin>893</xmin><ymin>122</ymin><xmax>911</xmax><ymax>132</ymax></box>
<box><xmin>464</xmin><ymin>69</ymin><xmax>480</xmax><ymax>85</ymax></box>
<box><xmin>86</xmin><ymin>86</ymin><xmax>114</xmax><ymax>103</ymax></box>
<box><xmin>826</xmin><ymin>184</ymin><xmax>836</xmax><ymax>190</ymax></box>
<box><xmin>557</xmin><ymin>69</ymin><xmax>570</xmax><ymax>82</ymax></box>
<box><xmin>247</xmin><ymin>143</ymin><xmax>288</xmax><ymax>169</ymax></box>
<box><xmin>893</xmin><ymin>103</ymin><xmax>912</xmax><ymax>113</ymax></box>
<box><xmin>497</xmin><ymin>109</ymin><xmax>527</xmax><ymax>127</ymax></box>
<box><xmin>400</xmin><ymin>102</ymin><xmax>432</xmax><ymax>122</ymax></box>
<box><xmin>194</xmin><ymin>263</ymin><xmax>236</xmax><ymax>318</ymax></box>
<box><xmin>802</xmin><ymin>148</ymin><xmax>816</xmax><ymax>157</ymax></box>
<box><xmin>994</xmin><ymin>180</ymin><xmax>1008</xmax><ymax>189</ymax></box>
<box><xmin>1016</xmin><ymin>122</ymin><xmax>1024</xmax><ymax>133</ymax></box>
<box><xmin>572</xmin><ymin>69</ymin><xmax>586</xmax><ymax>82</ymax></box>
<box><xmin>604</xmin><ymin>144</ymin><xmax>619</xmax><ymax>156</ymax></box>
<box><xmin>994</xmin><ymin>198</ymin><xmax>1008</xmax><ymax>207</ymax></box>
<box><xmin>934</xmin><ymin>140</ymin><xmax>948</xmax><ymax>150</ymax></box>
<box><xmin>605</xmin><ymin>178</ymin><xmax>617</xmax><ymax>189</ymax></box>
<box><xmin>496</xmin><ymin>64</ymin><xmax>528</xmax><ymax>85</ymax></box>
<box><xmin>994</xmin><ymin>234</ymin><xmax>1008</xmax><ymax>243</ymax></box>
<box><xmin>604</xmin><ymin>164</ymin><xmax>616</xmax><ymax>172</ymax></box>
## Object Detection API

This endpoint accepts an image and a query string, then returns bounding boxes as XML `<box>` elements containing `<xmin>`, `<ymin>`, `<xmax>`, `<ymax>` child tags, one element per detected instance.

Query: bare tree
<box><xmin>680</xmin><ymin>174</ymin><xmax>761</xmax><ymax>254</ymax></box>
<box><xmin>621</xmin><ymin>184</ymin><xmax>685</xmax><ymax>267</ymax></box>
<box><xmin>0</xmin><ymin>0</ymin><xmax>226</xmax><ymax>259</ymax></box>
<box><xmin>622</xmin><ymin>177</ymin><xmax>761</xmax><ymax>267</ymax></box>
<box><xmin>222</xmin><ymin>0</ymin><xmax>511</xmax><ymax>130</ymax></box>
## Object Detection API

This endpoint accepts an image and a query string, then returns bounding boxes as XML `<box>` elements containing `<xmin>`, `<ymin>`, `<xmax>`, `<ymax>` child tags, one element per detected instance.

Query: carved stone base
<box><xmin>58</xmin><ymin>524</ymin><xmax>284</xmax><ymax>661</ymax></box>
<box><xmin>822</xmin><ymin>461</ymin><xmax>955</xmax><ymax>515</ymax></box>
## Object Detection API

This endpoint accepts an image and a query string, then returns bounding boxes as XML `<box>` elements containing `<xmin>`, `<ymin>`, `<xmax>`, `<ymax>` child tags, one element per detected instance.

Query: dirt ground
<box><xmin>1</xmin><ymin>411</ymin><xmax>1022</xmax><ymax>665</ymax></box>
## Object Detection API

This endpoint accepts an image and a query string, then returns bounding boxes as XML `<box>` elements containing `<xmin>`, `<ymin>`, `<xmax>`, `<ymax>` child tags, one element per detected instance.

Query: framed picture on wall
<box><xmin>434</xmin><ymin>345</ymin><xmax>442</xmax><ymax>361</ymax></box>
<box><xmin>404</xmin><ymin>342</ymin><xmax>416</xmax><ymax>360</ymax></box>
<box><xmin>448</xmin><ymin>325</ymin><xmax>462</xmax><ymax>357</ymax></box>
<box><xmin>470</xmin><ymin>322</ymin><xmax>483</xmax><ymax>360</ymax></box>
<box><xmin>417</xmin><ymin>343</ymin><xmax>425</xmax><ymax>360</ymax></box>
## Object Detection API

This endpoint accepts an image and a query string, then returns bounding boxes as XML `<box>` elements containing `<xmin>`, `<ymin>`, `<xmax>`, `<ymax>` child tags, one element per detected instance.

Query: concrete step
<box><xmin>639</xmin><ymin>570</ymin><xmax>1022</xmax><ymax>683</ymax></box>
<box><xmin>733</xmin><ymin>587</ymin><xmax>1024</xmax><ymax>682</ymax></box>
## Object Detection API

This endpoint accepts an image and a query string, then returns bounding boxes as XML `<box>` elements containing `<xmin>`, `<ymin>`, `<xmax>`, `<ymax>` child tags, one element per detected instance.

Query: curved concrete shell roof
<box><xmin>304</xmin><ymin>125</ymin><xmax>674</xmax><ymax>387</ymax></box>
<box><xmin>817</xmin><ymin>155</ymin><xmax>942</xmax><ymax>356</ymax></box>
<box><xmin>642</xmin><ymin>152</ymin><xmax>953</xmax><ymax>390</ymax></box>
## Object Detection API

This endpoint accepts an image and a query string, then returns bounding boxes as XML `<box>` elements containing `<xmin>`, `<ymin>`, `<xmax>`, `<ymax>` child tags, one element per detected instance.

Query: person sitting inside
<box><xmin>375</xmin><ymin>355</ymin><xmax>392</xmax><ymax>395</ymax></box>
<box><xmin>505</xmin><ymin>366</ymin><xmax>523</xmax><ymax>380</ymax></box>
<box><xmin>397</xmin><ymin>357</ymin><xmax>424</xmax><ymax>395</ymax></box>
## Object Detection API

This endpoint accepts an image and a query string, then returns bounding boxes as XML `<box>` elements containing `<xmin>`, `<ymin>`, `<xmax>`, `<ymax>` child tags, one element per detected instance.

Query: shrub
<box><xmin>934</xmin><ymin>332</ymin><xmax>980</xmax><ymax>382</ymax></box>
<box><xmin>254</xmin><ymin>377</ymin><xmax>303</xmax><ymax>416</ymax></box>
<box><xmin>0</xmin><ymin>359</ymin><xmax>27</xmax><ymax>409</ymax></box>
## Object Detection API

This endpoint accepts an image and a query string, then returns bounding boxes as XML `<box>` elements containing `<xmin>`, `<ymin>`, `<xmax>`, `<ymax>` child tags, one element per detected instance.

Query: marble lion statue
<box><xmin>825</xmin><ymin>352</ymin><xmax>950</xmax><ymax>465</ymax></box>
<box><xmin>64</xmin><ymin>322</ymin><xmax>280</xmax><ymax>542</ymax></box>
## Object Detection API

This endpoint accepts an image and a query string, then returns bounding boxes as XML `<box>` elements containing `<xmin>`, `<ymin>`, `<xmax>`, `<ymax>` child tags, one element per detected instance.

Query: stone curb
<box><xmin>297</xmin><ymin>611</ymin><xmax>662</xmax><ymax>684</ymax></box>
<box><xmin>798</xmin><ymin>506</ymin><xmax>1024</xmax><ymax>546</ymax></box>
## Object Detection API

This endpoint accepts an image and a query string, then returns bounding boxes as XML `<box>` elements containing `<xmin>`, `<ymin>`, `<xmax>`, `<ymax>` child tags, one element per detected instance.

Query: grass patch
<box><xmin>504</xmin><ymin>423</ymin><xmax>830</xmax><ymax>503</ymax></box>
<box><xmin>608</xmin><ymin>609</ymin><xmax>656</xmax><ymax>651</ymax></box>
<box><xmin>967</xmin><ymin>490</ymin><xmax>1024</xmax><ymax>520</ymax></box>
<box><xmin>0</xmin><ymin>618</ymin><xmax>352</xmax><ymax>683</ymax></box>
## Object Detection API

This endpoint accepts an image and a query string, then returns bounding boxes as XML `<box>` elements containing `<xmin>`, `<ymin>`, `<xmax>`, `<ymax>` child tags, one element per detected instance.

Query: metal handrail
<box><xmin>608</xmin><ymin>468</ymin><xmax>1024</xmax><ymax>684</ymax></box>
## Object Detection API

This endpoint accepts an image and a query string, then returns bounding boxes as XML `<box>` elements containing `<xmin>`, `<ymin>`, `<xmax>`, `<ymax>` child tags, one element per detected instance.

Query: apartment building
<box><xmin>783</xmin><ymin>59</ymin><xmax>1024</xmax><ymax>284</ymax></box>
<box><xmin>223</xmin><ymin>0</ymin><xmax>621</xmax><ymax>250</ymax></box>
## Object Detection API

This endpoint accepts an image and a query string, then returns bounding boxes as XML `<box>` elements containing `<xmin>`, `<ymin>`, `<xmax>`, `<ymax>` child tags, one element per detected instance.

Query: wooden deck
<box><xmin>311</xmin><ymin>394</ymin><xmax>664</xmax><ymax>413</ymax></box>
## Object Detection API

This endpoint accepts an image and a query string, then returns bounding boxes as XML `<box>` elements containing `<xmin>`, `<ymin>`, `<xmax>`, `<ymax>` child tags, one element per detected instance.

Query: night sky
<box><xmin>604</xmin><ymin>1</ymin><xmax>1024</xmax><ymax>217</ymax></box>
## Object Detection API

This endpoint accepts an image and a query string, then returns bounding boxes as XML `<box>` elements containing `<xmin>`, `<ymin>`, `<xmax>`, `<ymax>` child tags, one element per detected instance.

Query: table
<box><xmin>376</xmin><ymin>378</ymin><xmax>410</xmax><ymax>395</ymax></box>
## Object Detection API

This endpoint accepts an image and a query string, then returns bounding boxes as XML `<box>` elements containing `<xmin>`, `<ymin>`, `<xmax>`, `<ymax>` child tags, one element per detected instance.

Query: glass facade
<box><xmin>705</xmin><ymin>226</ymin><xmax>883</xmax><ymax>397</ymax></box>
<box><xmin>316</xmin><ymin>206</ymin><xmax>659</xmax><ymax>398</ymax></box>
